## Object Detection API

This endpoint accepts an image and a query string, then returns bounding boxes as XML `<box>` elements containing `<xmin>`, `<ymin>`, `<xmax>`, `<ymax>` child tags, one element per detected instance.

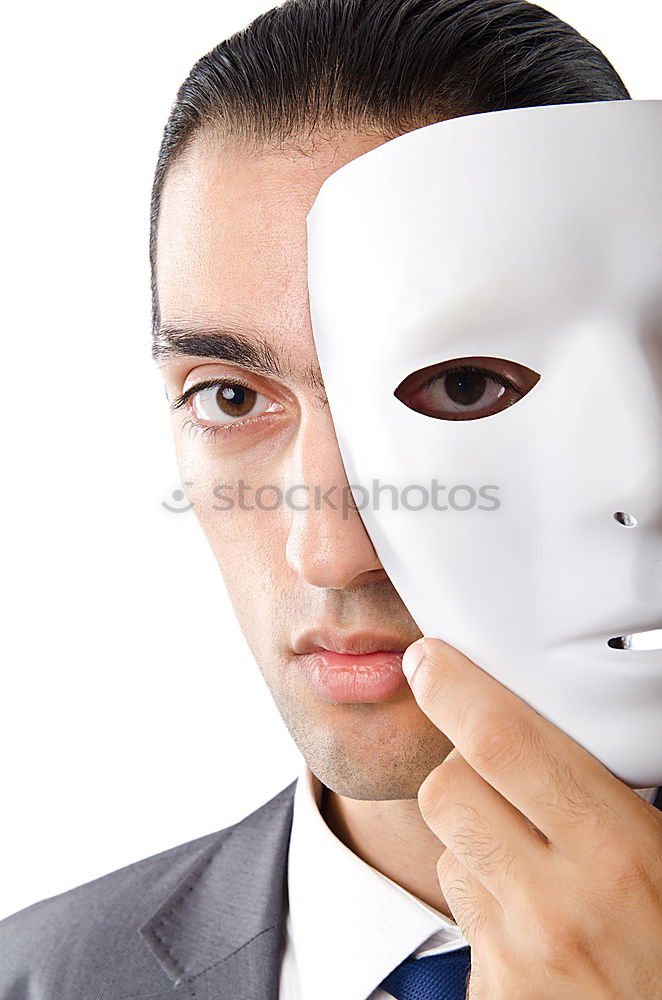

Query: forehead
<box><xmin>155</xmin><ymin>128</ymin><xmax>390</xmax><ymax>364</ymax></box>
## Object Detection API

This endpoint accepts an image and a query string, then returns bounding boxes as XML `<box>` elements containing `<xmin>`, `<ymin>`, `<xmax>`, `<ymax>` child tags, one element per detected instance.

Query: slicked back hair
<box><xmin>150</xmin><ymin>0</ymin><xmax>630</xmax><ymax>338</ymax></box>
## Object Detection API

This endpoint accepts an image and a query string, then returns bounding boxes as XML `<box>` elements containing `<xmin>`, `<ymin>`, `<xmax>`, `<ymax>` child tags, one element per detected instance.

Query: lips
<box><xmin>292</xmin><ymin>627</ymin><xmax>413</xmax><ymax>656</ymax></box>
<box><xmin>290</xmin><ymin>627</ymin><xmax>417</xmax><ymax>703</ymax></box>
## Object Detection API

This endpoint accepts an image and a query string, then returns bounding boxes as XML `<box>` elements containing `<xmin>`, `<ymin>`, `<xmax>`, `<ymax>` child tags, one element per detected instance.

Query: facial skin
<box><xmin>155</xmin><ymin>127</ymin><xmax>456</xmax><ymax>913</ymax></box>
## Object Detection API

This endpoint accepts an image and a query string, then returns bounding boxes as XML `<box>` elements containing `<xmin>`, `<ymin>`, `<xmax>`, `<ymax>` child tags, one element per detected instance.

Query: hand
<box><xmin>402</xmin><ymin>637</ymin><xmax>662</xmax><ymax>999</ymax></box>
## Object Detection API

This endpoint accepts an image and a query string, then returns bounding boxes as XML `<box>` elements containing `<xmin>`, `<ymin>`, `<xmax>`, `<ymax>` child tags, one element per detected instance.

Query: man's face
<box><xmin>155</xmin><ymin>128</ymin><xmax>453</xmax><ymax>799</ymax></box>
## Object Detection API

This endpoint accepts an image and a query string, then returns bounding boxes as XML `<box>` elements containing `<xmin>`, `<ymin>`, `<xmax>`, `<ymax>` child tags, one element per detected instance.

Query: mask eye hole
<box><xmin>394</xmin><ymin>356</ymin><xmax>541</xmax><ymax>421</ymax></box>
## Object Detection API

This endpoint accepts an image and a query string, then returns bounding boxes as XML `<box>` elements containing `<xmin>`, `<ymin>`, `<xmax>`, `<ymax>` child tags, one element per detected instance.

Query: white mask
<box><xmin>306</xmin><ymin>100</ymin><xmax>662</xmax><ymax>788</ymax></box>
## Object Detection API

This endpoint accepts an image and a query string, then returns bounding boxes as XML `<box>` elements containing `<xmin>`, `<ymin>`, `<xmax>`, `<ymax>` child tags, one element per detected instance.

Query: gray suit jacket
<box><xmin>0</xmin><ymin>779</ymin><xmax>298</xmax><ymax>999</ymax></box>
<box><xmin>1</xmin><ymin>780</ymin><xmax>661</xmax><ymax>998</ymax></box>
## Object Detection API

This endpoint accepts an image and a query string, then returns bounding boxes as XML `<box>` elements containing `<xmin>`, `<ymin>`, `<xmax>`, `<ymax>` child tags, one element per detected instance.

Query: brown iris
<box><xmin>394</xmin><ymin>356</ymin><xmax>541</xmax><ymax>421</ymax></box>
<box><xmin>215</xmin><ymin>383</ymin><xmax>257</xmax><ymax>417</ymax></box>
<box><xmin>444</xmin><ymin>369</ymin><xmax>489</xmax><ymax>406</ymax></box>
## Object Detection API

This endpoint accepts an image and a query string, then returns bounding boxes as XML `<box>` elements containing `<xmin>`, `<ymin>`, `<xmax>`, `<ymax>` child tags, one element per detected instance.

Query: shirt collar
<box><xmin>287</xmin><ymin>755</ymin><xmax>468</xmax><ymax>1000</ymax></box>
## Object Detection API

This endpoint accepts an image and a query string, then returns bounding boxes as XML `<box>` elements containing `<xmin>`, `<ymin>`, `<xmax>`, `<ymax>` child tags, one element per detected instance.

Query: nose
<box><xmin>284</xmin><ymin>405</ymin><xmax>384</xmax><ymax>589</ymax></box>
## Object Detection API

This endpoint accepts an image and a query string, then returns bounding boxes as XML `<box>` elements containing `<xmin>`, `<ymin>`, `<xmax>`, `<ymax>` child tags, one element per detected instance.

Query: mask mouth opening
<box><xmin>607</xmin><ymin>628</ymin><xmax>662</xmax><ymax>651</ymax></box>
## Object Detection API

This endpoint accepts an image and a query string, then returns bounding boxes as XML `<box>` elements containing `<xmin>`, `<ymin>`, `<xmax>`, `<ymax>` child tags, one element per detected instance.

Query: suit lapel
<box><xmin>120</xmin><ymin>774</ymin><xmax>661</xmax><ymax>999</ymax></box>
<box><xmin>121</xmin><ymin>779</ymin><xmax>297</xmax><ymax>1000</ymax></box>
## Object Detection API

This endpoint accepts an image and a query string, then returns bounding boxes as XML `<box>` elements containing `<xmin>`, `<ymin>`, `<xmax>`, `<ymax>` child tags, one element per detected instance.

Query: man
<box><xmin>1</xmin><ymin>1</ymin><xmax>661</xmax><ymax>997</ymax></box>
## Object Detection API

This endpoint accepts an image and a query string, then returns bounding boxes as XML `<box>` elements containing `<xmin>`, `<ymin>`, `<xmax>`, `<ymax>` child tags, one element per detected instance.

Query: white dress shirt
<box><xmin>278</xmin><ymin>752</ymin><xmax>659</xmax><ymax>1000</ymax></box>
<box><xmin>279</xmin><ymin>755</ymin><xmax>470</xmax><ymax>1000</ymax></box>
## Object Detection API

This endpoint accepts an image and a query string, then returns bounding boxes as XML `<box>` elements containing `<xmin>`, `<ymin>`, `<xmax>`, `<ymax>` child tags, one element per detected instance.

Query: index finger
<box><xmin>402</xmin><ymin>637</ymin><xmax>636</xmax><ymax>844</ymax></box>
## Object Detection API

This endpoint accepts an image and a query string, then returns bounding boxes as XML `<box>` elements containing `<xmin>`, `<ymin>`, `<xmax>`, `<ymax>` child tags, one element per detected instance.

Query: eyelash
<box><xmin>171</xmin><ymin>365</ymin><xmax>518</xmax><ymax>440</ymax></box>
<box><xmin>171</xmin><ymin>377</ymin><xmax>274</xmax><ymax>440</ymax></box>
<box><xmin>416</xmin><ymin>364</ymin><xmax>520</xmax><ymax>394</ymax></box>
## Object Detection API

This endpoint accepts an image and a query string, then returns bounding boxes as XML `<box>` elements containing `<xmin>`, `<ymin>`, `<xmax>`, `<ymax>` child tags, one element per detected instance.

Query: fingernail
<box><xmin>402</xmin><ymin>638</ymin><xmax>426</xmax><ymax>684</ymax></box>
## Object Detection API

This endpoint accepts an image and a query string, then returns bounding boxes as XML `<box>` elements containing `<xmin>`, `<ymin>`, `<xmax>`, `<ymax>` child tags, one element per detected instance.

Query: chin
<box><xmin>264</xmin><ymin>664</ymin><xmax>454</xmax><ymax>798</ymax></box>
<box><xmin>295</xmin><ymin>714</ymin><xmax>453</xmax><ymax>800</ymax></box>
<box><xmin>313</xmin><ymin>763</ymin><xmax>427</xmax><ymax>801</ymax></box>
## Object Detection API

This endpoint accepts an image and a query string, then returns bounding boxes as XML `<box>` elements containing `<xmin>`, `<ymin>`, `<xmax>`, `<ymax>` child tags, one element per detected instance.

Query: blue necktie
<box><xmin>379</xmin><ymin>945</ymin><xmax>472</xmax><ymax>1000</ymax></box>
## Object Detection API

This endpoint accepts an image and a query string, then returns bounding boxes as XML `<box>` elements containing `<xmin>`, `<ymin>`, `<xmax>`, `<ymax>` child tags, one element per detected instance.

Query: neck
<box><xmin>320</xmin><ymin>784</ymin><xmax>456</xmax><ymax>921</ymax></box>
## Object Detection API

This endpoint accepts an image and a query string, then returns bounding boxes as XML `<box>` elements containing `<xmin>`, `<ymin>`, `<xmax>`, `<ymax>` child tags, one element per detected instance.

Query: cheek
<box><xmin>171</xmin><ymin>427</ymin><xmax>297</xmax><ymax>600</ymax></box>
<box><xmin>186</xmin><ymin>475</ymin><xmax>293</xmax><ymax>606</ymax></box>
<box><xmin>206</xmin><ymin>507</ymin><xmax>283</xmax><ymax>578</ymax></box>
<box><xmin>200</xmin><ymin>505</ymin><xmax>294</xmax><ymax>666</ymax></box>
<box><xmin>171</xmin><ymin>414</ymin><xmax>291</xmax><ymax>500</ymax></box>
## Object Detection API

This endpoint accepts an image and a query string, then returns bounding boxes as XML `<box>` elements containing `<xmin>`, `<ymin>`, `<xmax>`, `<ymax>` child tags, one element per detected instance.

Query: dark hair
<box><xmin>150</xmin><ymin>0</ymin><xmax>629</xmax><ymax>337</ymax></box>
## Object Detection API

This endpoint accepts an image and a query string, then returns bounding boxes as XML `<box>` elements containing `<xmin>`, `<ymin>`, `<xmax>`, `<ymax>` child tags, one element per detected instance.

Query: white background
<box><xmin>1</xmin><ymin>1</ymin><xmax>660</xmax><ymax>921</ymax></box>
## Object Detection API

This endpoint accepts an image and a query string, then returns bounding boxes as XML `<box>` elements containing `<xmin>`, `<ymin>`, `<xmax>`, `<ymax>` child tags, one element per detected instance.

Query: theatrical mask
<box><xmin>307</xmin><ymin>100</ymin><xmax>662</xmax><ymax>787</ymax></box>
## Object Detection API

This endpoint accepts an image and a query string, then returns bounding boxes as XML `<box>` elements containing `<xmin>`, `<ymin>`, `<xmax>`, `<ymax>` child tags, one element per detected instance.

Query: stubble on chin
<box><xmin>265</xmin><ymin>666</ymin><xmax>454</xmax><ymax>800</ymax></box>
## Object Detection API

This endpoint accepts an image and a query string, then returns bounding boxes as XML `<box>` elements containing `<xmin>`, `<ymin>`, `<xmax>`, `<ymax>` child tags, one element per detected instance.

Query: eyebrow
<box><xmin>152</xmin><ymin>323</ymin><xmax>327</xmax><ymax>398</ymax></box>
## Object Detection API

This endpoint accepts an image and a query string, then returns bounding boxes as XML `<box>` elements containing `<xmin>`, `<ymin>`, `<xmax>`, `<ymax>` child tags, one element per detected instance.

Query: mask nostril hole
<box><xmin>614</xmin><ymin>511</ymin><xmax>637</xmax><ymax>527</ymax></box>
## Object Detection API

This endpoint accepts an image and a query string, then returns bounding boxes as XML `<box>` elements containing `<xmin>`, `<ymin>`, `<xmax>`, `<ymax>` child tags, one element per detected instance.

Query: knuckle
<box><xmin>555</xmin><ymin>765</ymin><xmax>600</xmax><ymax>819</ymax></box>
<box><xmin>478</xmin><ymin>941</ymin><xmax>518</xmax><ymax>995</ymax></box>
<box><xmin>531</xmin><ymin>757</ymin><xmax>612</xmax><ymax>829</ymax></box>
<box><xmin>417</xmin><ymin>762</ymin><xmax>446</xmax><ymax>820</ymax></box>
<box><xmin>439</xmin><ymin>805</ymin><xmax>519</xmax><ymax>888</ymax></box>
<box><xmin>436</xmin><ymin>848</ymin><xmax>457</xmax><ymax>884</ymax></box>
<box><xmin>465</xmin><ymin>712</ymin><xmax>532</xmax><ymax>774</ymax></box>
<box><xmin>439</xmin><ymin>746</ymin><xmax>466</xmax><ymax>779</ymax></box>
<box><xmin>437</xmin><ymin>861</ymin><xmax>486</xmax><ymax>940</ymax></box>
<box><xmin>531</xmin><ymin>910</ymin><xmax>588</xmax><ymax>968</ymax></box>
<box><xmin>468</xmin><ymin>835</ymin><xmax>517</xmax><ymax>881</ymax></box>
<box><xmin>418</xmin><ymin>755</ymin><xmax>478</xmax><ymax>833</ymax></box>
<box><xmin>457</xmin><ymin>817</ymin><xmax>518</xmax><ymax>886</ymax></box>
<box><xmin>605</xmin><ymin>849</ymin><xmax>655</xmax><ymax>898</ymax></box>
<box><xmin>415</xmin><ymin>667</ymin><xmax>448</xmax><ymax>709</ymax></box>
<box><xmin>417</xmin><ymin>753</ymin><xmax>468</xmax><ymax>821</ymax></box>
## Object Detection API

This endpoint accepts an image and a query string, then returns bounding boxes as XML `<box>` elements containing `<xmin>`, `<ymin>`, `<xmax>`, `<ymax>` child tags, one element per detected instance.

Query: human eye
<box><xmin>393</xmin><ymin>356</ymin><xmax>540</xmax><ymax>421</ymax></box>
<box><xmin>170</xmin><ymin>376</ymin><xmax>284</xmax><ymax>435</ymax></box>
